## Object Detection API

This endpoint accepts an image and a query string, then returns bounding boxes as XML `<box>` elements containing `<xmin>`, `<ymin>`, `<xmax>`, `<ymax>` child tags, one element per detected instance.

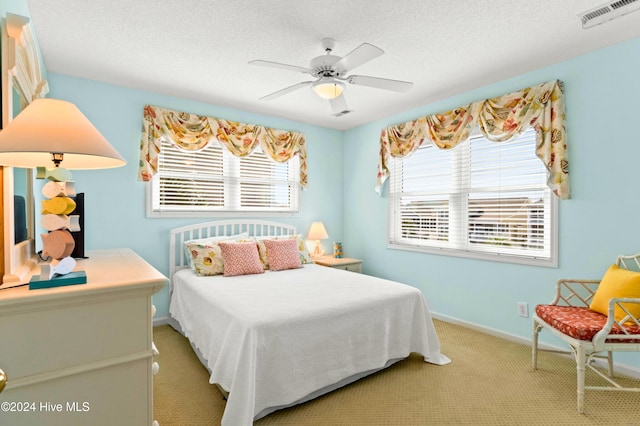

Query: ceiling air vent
<box><xmin>579</xmin><ymin>0</ymin><xmax>640</xmax><ymax>28</ymax></box>
<box><xmin>332</xmin><ymin>109</ymin><xmax>353</xmax><ymax>117</ymax></box>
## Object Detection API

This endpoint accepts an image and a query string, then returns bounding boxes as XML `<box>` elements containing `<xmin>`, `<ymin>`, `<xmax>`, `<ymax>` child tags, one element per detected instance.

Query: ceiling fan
<box><xmin>249</xmin><ymin>38</ymin><xmax>413</xmax><ymax>117</ymax></box>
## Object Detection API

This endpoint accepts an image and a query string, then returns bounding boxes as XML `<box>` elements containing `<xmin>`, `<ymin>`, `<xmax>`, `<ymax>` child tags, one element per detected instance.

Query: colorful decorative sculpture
<box><xmin>41</xmin><ymin>230</ymin><xmax>76</xmax><ymax>259</ymax></box>
<box><xmin>41</xmin><ymin>197</ymin><xmax>76</xmax><ymax>215</ymax></box>
<box><xmin>41</xmin><ymin>180</ymin><xmax>76</xmax><ymax>198</ymax></box>
<box><xmin>33</xmin><ymin>166</ymin><xmax>86</xmax><ymax>288</ymax></box>
<box><xmin>40</xmin><ymin>214</ymin><xmax>81</xmax><ymax>232</ymax></box>
<box><xmin>38</xmin><ymin>255</ymin><xmax>76</xmax><ymax>280</ymax></box>
<box><xmin>333</xmin><ymin>242</ymin><xmax>343</xmax><ymax>258</ymax></box>
<box><xmin>36</xmin><ymin>166</ymin><xmax>73</xmax><ymax>182</ymax></box>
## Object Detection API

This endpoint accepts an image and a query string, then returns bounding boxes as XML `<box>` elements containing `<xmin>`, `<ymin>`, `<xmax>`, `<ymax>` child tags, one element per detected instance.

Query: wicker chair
<box><xmin>532</xmin><ymin>254</ymin><xmax>640</xmax><ymax>414</ymax></box>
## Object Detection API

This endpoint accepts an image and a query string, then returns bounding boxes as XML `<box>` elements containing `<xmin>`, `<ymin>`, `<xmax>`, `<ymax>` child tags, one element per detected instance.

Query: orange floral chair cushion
<box><xmin>535</xmin><ymin>305</ymin><xmax>640</xmax><ymax>342</ymax></box>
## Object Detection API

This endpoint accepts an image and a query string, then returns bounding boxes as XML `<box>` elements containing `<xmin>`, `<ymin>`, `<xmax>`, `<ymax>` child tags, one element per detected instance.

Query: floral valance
<box><xmin>138</xmin><ymin>105</ymin><xmax>307</xmax><ymax>188</ymax></box>
<box><xmin>377</xmin><ymin>79</ymin><xmax>570</xmax><ymax>199</ymax></box>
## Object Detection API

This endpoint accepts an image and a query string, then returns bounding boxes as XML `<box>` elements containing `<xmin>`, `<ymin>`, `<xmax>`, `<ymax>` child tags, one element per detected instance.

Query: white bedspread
<box><xmin>169</xmin><ymin>264</ymin><xmax>449</xmax><ymax>426</ymax></box>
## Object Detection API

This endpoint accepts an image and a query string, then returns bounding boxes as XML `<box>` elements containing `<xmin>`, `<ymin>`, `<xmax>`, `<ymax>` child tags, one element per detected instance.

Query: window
<box><xmin>148</xmin><ymin>137</ymin><xmax>300</xmax><ymax>216</ymax></box>
<box><xmin>388</xmin><ymin>127</ymin><xmax>557</xmax><ymax>266</ymax></box>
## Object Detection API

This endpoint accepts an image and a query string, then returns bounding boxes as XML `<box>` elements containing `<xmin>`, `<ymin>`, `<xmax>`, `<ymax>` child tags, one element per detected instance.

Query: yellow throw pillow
<box><xmin>589</xmin><ymin>264</ymin><xmax>640</xmax><ymax>322</ymax></box>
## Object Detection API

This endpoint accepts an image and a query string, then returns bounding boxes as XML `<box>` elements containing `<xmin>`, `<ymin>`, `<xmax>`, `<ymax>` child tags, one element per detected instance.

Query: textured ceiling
<box><xmin>25</xmin><ymin>0</ymin><xmax>640</xmax><ymax>130</ymax></box>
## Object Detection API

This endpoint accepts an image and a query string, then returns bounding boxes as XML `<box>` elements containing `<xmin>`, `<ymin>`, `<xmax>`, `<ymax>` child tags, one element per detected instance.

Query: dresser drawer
<box><xmin>0</xmin><ymin>294</ymin><xmax>150</xmax><ymax>381</ymax></box>
<box><xmin>0</xmin><ymin>357</ymin><xmax>150</xmax><ymax>426</ymax></box>
<box><xmin>335</xmin><ymin>263</ymin><xmax>361</xmax><ymax>273</ymax></box>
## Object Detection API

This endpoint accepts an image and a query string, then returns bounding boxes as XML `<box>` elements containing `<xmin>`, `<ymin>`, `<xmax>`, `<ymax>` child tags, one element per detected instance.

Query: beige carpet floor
<box><xmin>153</xmin><ymin>320</ymin><xmax>640</xmax><ymax>425</ymax></box>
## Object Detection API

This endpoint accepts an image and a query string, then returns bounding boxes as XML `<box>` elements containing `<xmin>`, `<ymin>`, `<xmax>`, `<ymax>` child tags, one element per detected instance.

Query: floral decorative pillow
<box><xmin>218</xmin><ymin>241</ymin><xmax>264</xmax><ymax>277</ymax></box>
<box><xmin>183</xmin><ymin>232</ymin><xmax>249</xmax><ymax>268</ymax></box>
<box><xmin>186</xmin><ymin>241</ymin><xmax>225</xmax><ymax>276</ymax></box>
<box><xmin>186</xmin><ymin>235</ymin><xmax>254</xmax><ymax>276</ymax></box>
<box><xmin>292</xmin><ymin>234</ymin><xmax>314</xmax><ymax>264</ymax></box>
<box><xmin>263</xmin><ymin>238</ymin><xmax>302</xmax><ymax>271</ymax></box>
<box><xmin>256</xmin><ymin>234</ymin><xmax>312</xmax><ymax>269</ymax></box>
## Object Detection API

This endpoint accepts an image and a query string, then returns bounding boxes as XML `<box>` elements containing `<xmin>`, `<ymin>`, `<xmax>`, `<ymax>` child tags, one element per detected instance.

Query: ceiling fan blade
<box><xmin>260</xmin><ymin>81</ymin><xmax>313</xmax><ymax>101</ymax></box>
<box><xmin>329</xmin><ymin>94</ymin><xmax>352</xmax><ymax>117</ymax></box>
<box><xmin>249</xmin><ymin>60</ymin><xmax>312</xmax><ymax>74</ymax></box>
<box><xmin>334</xmin><ymin>43</ymin><xmax>384</xmax><ymax>72</ymax></box>
<box><xmin>347</xmin><ymin>75</ymin><xmax>413</xmax><ymax>92</ymax></box>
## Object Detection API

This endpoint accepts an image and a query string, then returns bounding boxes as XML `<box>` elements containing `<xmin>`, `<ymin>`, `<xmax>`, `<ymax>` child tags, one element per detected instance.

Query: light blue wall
<box><xmin>343</xmin><ymin>37</ymin><xmax>640</xmax><ymax>369</ymax></box>
<box><xmin>46</xmin><ymin>74</ymin><xmax>344</xmax><ymax>318</ymax></box>
<box><xmin>0</xmin><ymin>1</ymin><xmax>30</xmax><ymax>23</ymax></box>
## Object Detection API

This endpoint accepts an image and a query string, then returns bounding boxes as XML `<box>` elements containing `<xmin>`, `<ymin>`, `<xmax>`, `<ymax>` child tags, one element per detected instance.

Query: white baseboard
<box><xmin>153</xmin><ymin>316</ymin><xmax>169</xmax><ymax>327</ymax></box>
<box><xmin>432</xmin><ymin>311</ymin><xmax>640</xmax><ymax>380</ymax></box>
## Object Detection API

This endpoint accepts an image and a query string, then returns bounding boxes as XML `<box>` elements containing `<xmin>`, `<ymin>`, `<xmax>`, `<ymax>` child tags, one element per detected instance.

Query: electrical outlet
<box><xmin>517</xmin><ymin>302</ymin><xmax>528</xmax><ymax>318</ymax></box>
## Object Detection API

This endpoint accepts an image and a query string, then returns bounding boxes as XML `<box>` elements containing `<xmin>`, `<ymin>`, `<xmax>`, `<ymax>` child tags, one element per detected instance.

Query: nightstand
<box><xmin>314</xmin><ymin>256</ymin><xmax>362</xmax><ymax>273</ymax></box>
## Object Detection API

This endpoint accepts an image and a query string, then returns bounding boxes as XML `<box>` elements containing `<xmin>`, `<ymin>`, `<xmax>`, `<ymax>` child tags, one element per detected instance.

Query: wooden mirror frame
<box><xmin>1</xmin><ymin>13</ymin><xmax>48</xmax><ymax>284</ymax></box>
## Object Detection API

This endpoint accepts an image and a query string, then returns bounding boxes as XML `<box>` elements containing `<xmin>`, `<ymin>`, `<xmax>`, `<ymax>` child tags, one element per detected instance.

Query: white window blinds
<box><xmin>388</xmin><ymin>127</ymin><xmax>556</xmax><ymax>266</ymax></box>
<box><xmin>150</xmin><ymin>137</ymin><xmax>300</xmax><ymax>215</ymax></box>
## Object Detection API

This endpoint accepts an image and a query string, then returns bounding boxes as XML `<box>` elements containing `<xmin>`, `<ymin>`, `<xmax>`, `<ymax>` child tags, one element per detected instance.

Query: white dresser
<box><xmin>0</xmin><ymin>249</ymin><xmax>167</xmax><ymax>426</ymax></box>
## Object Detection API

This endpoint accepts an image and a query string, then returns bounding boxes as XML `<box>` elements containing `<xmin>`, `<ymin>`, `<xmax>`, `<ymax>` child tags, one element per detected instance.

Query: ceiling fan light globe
<box><xmin>312</xmin><ymin>80</ymin><xmax>344</xmax><ymax>100</ymax></box>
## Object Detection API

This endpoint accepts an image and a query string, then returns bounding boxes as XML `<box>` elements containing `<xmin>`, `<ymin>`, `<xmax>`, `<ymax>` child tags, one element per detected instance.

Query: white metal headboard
<box><xmin>169</xmin><ymin>220</ymin><xmax>297</xmax><ymax>281</ymax></box>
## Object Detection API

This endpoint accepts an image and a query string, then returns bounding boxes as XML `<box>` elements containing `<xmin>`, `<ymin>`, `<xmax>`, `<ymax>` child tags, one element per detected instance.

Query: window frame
<box><xmin>146</xmin><ymin>138</ymin><xmax>301</xmax><ymax>218</ymax></box>
<box><xmin>386</xmin><ymin>127</ymin><xmax>558</xmax><ymax>267</ymax></box>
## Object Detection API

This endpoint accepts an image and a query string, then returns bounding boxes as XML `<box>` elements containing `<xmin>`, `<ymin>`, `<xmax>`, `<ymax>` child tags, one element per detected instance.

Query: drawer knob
<box><xmin>152</xmin><ymin>362</ymin><xmax>160</xmax><ymax>375</ymax></box>
<box><xmin>0</xmin><ymin>368</ymin><xmax>7</xmax><ymax>393</ymax></box>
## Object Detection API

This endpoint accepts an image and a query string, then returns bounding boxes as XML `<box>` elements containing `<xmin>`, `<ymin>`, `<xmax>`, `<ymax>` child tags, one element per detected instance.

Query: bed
<box><xmin>167</xmin><ymin>220</ymin><xmax>450</xmax><ymax>425</ymax></box>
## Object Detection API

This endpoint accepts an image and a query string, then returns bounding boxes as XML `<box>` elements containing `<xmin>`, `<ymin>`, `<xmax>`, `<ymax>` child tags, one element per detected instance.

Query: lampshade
<box><xmin>312</xmin><ymin>79</ymin><xmax>344</xmax><ymax>100</ymax></box>
<box><xmin>307</xmin><ymin>222</ymin><xmax>329</xmax><ymax>240</ymax></box>
<box><xmin>0</xmin><ymin>98</ymin><xmax>126</xmax><ymax>169</ymax></box>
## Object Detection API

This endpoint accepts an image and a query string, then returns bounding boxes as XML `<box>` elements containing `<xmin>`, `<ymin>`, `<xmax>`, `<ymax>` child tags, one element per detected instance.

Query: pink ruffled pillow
<box><xmin>263</xmin><ymin>238</ymin><xmax>302</xmax><ymax>271</ymax></box>
<box><xmin>218</xmin><ymin>241</ymin><xmax>264</xmax><ymax>277</ymax></box>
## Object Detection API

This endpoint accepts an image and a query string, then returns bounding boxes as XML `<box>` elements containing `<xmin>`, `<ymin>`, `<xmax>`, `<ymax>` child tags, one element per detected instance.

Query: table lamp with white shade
<box><xmin>0</xmin><ymin>98</ymin><xmax>126</xmax><ymax>288</ymax></box>
<box><xmin>307</xmin><ymin>221</ymin><xmax>329</xmax><ymax>258</ymax></box>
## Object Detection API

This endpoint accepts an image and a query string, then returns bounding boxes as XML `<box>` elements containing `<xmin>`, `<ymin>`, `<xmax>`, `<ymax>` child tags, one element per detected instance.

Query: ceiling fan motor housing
<box><xmin>309</xmin><ymin>55</ymin><xmax>345</xmax><ymax>78</ymax></box>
